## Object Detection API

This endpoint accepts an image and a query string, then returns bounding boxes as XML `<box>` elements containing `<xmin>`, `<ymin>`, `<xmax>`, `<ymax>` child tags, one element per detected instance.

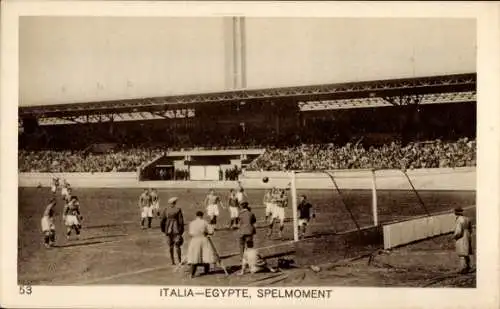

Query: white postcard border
<box><xmin>1</xmin><ymin>1</ymin><xmax>499</xmax><ymax>308</ymax></box>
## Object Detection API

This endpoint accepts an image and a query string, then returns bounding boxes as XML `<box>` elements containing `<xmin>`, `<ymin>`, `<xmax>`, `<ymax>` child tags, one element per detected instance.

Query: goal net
<box><xmin>252</xmin><ymin>168</ymin><xmax>475</xmax><ymax>242</ymax></box>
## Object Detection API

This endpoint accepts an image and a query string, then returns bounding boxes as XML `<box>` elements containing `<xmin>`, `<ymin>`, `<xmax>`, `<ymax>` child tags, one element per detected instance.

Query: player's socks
<box><xmin>73</xmin><ymin>226</ymin><xmax>80</xmax><ymax>240</ymax></box>
<box><xmin>44</xmin><ymin>235</ymin><xmax>50</xmax><ymax>246</ymax></box>
<box><xmin>267</xmin><ymin>225</ymin><xmax>273</xmax><ymax>237</ymax></box>
<box><xmin>49</xmin><ymin>231</ymin><xmax>56</xmax><ymax>244</ymax></box>
<box><xmin>169</xmin><ymin>248</ymin><xmax>175</xmax><ymax>265</ymax></box>
<box><xmin>176</xmin><ymin>247</ymin><xmax>182</xmax><ymax>264</ymax></box>
<box><xmin>147</xmin><ymin>217</ymin><xmax>152</xmax><ymax>228</ymax></box>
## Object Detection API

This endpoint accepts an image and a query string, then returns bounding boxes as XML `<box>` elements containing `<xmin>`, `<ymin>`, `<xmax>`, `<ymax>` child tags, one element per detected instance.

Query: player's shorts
<box><xmin>298</xmin><ymin>218</ymin><xmax>309</xmax><ymax>226</ymax></box>
<box><xmin>166</xmin><ymin>234</ymin><xmax>184</xmax><ymax>247</ymax></box>
<box><xmin>272</xmin><ymin>206</ymin><xmax>285</xmax><ymax>222</ymax></box>
<box><xmin>41</xmin><ymin>216</ymin><xmax>55</xmax><ymax>233</ymax></box>
<box><xmin>152</xmin><ymin>202</ymin><xmax>160</xmax><ymax>211</ymax></box>
<box><xmin>265</xmin><ymin>203</ymin><xmax>274</xmax><ymax>216</ymax></box>
<box><xmin>61</xmin><ymin>188</ymin><xmax>69</xmax><ymax>197</ymax></box>
<box><xmin>229</xmin><ymin>206</ymin><xmax>239</xmax><ymax>219</ymax></box>
<box><xmin>207</xmin><ymin>204</ymin><xmax>219</xmax><ymax>218</ymax></box>
<box><xmin>209</xmin><ymin>216</ymin><xmax>217</xmax><ymax>225</ymax></box>
<box><xmin>51</xmin><ymin>186</ymin><xmax>57</xmax><ymax>193</ymax></box>
<box><xmin>65</xmin><ymin>215</ymin><xmax>80</xmax><ymax>227</ymax></box>
<box><xmin>141</xmin><ymin>206</ymin><xmax>153</xmax><ymax>218</ymax></box>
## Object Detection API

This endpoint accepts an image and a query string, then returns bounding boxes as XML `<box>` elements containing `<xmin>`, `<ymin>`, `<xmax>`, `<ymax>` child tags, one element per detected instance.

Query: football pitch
<box><xmin>18</xmin><ymin>187</ymin><xmax>475</xmax><ymax>286</ymax></box>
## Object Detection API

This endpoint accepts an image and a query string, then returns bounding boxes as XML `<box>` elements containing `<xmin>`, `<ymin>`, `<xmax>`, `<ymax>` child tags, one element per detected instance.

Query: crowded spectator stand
<box><xmin>19</xmin><ymin>138</ymin><xmax>476</xmax><ymax>174</ymax></box>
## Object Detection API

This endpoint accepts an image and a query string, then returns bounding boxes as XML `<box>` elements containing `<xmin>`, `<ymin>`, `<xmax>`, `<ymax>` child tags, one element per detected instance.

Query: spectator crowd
<box><xmin>246</xmin><ymin>138</ymin><xmax>476</xmax><ymax>171</ymax></box>
<box><xmin>18</xmin><ymin>138</ymin><xmax>476</xmax><ymax>173</ymax></box>
<box><xmin>19</xmin><ymin>148</ymin><xmax>164</xmax><ymax>173</ymax></box>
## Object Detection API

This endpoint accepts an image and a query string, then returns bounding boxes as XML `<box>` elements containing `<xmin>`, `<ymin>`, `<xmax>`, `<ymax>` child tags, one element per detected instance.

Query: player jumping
<box><xmin>297</xmin><ymin>195</ymin><xmax>315</xmax><ymax>239</ymax></box>
<box><xmin>41</xmin><ymin>198</ymin><xmax>57</xmax><ymax>248</ymax></box>
<box><xmin>204</xmin><ymin>189</ymin><xmax>221</xmax><ymax>231</ymax></box>
<box><xmin>236</xmin><ymin>186</ymin><xmax>248</xmax><ymax>207</ymax></box>
<box><xmin>64</xmin><ymin>196</ymin><xmax>82</xmax><ymax>240</ymax></box>
<box><xmin>139</xmin><ymin>189</ymin><xmax>152</xmax><ymax>229</ymax></box>
<box><xmin>228</xmin><ymin>189</ymin><xmax>239</xmax><ymax>229</ymax></box>
<box><xmin>267</xmin><ymin>186</ymin><xmax>289</xmax><ymax>240</ymax></box>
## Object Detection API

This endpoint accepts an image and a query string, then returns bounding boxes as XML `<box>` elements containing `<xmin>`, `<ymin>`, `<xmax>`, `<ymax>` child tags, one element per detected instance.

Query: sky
<box><xmin>19</xmin><ymin>17</ymin><xmax>476</xmax><ymax>106</ymax></box>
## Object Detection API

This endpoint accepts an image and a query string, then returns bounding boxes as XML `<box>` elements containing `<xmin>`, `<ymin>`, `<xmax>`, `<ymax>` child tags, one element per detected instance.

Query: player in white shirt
<box><xmin>204</xmin><ymin>189</ymin><xmax>222</xmax><ymax>230</ymax></box>
<box><xmin>50</xmin><ymin>177</ymin><xmax>59</xmax><ymax>195</ymax></box>
<box><xmin>236</xmin><ymin>187</ymin><xmax>248</xmax><ymax>206</ymax></box>
<box><xmin>61</xmin><ymin>179</ymin><xmax>71</xmax><ymax>201</ymax></box>
<box><xmin>263</xmin><ymin>189</ymin><xmax>274</xmax><ymax>223</ymax></box>
<box><xmin>267</xmin><ymin>187</ymin><xmax>289</xmax><ymax>240</ymax></box>
<box><xmin>150</xmin><ymin>188</ymin><xmax>160</xmax><ymax>217</ymax></box>
<box><xmin>239</xmin><ymin>241</ymin><xmax>277</xmax><ymax>275</ymax></box>
<box><xmin>139</xmin><ymin>189</ymin><xmax>152</xmax><ymax>229</ymax></box>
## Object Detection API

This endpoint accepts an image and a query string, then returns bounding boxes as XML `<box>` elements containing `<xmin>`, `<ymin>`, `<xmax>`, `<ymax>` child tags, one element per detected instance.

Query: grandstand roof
<box><xmin>19</xmin><ymin>73</ymin><xmax>476</xmax><ymax>119</ymax></box>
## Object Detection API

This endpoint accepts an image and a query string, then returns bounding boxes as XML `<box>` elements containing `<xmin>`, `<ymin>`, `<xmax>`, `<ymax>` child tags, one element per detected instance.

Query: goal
<box><xmin>286</xmin><ymin>168</ymin><xmax>440</xmax><ymax>242</ymax></box>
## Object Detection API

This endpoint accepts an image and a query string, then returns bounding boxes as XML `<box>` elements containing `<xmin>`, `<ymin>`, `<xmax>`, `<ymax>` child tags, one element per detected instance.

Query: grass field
<box><xmin>18</xmin><ymin>186</ymin><xmax>475</xmax><ymax>286</ymax></box>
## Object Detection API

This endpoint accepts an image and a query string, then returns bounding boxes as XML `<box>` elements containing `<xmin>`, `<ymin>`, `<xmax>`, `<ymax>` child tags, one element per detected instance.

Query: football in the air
<box><xmin>262</xmin><ymin>176</ymin><xmax>269</xmax><ymax>183</ymax></box>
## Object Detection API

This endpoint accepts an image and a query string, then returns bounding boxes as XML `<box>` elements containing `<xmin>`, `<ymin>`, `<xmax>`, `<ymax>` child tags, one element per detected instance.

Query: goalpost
<box><xmin>286</xmin><ymin>168</ymin><xmax>430</xmax><ymax>242</ymax></box>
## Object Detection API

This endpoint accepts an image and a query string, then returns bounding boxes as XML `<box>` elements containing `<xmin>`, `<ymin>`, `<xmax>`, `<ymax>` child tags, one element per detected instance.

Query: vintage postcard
<box><xmin>1</xmin><ymin>1</ymin><xmax>499</xmax><ymax>308</ymax></box>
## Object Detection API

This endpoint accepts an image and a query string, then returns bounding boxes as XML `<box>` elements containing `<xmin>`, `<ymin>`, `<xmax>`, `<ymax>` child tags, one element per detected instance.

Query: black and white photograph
<box><xmin>1</xmin><ymin>2</ymin><xmax>499</xmax><ymax>309</ymax></box>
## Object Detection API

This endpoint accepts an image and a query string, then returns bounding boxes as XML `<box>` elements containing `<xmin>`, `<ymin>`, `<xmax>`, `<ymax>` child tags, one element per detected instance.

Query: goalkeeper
<box><xmin>297</xmin><ymin>194</ymin><xmax>315</xmax><ymax>239</ymax></box>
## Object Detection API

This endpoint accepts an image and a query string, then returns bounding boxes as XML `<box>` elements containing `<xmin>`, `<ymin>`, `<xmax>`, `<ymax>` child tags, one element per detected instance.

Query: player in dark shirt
<box><xmin>297</xmin><ymin>195</ymin><xmax>315</xmax><ymax>239</ymax></box>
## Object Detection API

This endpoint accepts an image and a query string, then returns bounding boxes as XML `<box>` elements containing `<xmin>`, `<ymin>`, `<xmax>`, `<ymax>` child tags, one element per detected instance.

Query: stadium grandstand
<box><xmin>18</xmin><ymin>73</ymin><xmax>476</xmax><ymax>177</ymax></box>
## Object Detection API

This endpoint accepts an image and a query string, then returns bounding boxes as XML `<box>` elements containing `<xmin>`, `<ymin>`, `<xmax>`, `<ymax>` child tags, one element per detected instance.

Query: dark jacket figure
<box><xmin>453</xmin><ymin>207</ymin><xmax>473</xmax><ymax>273</ymax></box>
<box><xmin>160</xmin><ymin>197</ymin><xmax>184</xmax><ymax>265</ymax></box>
<box><xmin>238</xmin><ymin>202</ymin><xmax>257</xmax><ymax>257</ymax></box>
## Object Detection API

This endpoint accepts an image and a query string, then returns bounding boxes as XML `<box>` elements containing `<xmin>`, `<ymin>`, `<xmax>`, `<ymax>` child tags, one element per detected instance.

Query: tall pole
<box><xmin>239</xmin><ymin>16</ymin><xmax>247</xmax><ymax>89</ymax></box>
<box><xmin>371</xmin><ymin>169</ymin><xmax>378</xmax><ymax>226</ymax></box>
<box><xmin>232</xmin><ymin>16</ymin><xmax>238</xmax><ymax>89</ymax></box>
<box><xmin>290</xmin><ymin>171</ymin><xmax>299</xmax><ymax>242</ymax></box>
